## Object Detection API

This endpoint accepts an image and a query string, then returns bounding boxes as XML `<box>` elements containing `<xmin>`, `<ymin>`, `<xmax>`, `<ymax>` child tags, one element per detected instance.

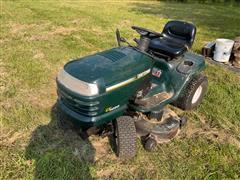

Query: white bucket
<box><xmin>213</xmin><ymin>38</ymin><xmax>234</xmax><ymax>63</ymax></box>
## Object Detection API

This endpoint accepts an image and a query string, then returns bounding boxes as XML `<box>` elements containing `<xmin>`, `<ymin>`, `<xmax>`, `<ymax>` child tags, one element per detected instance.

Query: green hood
<box><xmin>64</xmin><ymin>47</ymin><xmax>153</xmax><ymax>87</ymax></box>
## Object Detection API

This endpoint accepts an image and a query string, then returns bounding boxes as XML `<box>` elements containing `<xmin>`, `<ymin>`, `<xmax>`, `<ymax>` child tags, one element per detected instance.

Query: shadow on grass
<box><xmin>25</xmin><ymin>104</ymin><xmax>95</xmax><ymax>179</ymax></box>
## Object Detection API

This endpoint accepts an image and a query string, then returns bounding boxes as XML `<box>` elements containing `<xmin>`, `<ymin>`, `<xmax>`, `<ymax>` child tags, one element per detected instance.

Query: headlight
<box><xmin>57</xmin><ymin>69</ymin><xmax>99</xmax><ymax>96</ymax></box>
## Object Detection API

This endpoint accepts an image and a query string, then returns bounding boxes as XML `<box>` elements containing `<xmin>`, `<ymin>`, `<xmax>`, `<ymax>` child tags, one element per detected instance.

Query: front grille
<box><xmin>58</xmin><ymin>89</ymin><xmax>100</xmax><ymax>116</ymax></box>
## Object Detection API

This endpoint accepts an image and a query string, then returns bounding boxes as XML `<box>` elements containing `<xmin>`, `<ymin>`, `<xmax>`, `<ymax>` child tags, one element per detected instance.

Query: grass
<box><xmin>0</xmin><ymin>0</ymin><xmax>240</xmax><ymax>179</ymax></box>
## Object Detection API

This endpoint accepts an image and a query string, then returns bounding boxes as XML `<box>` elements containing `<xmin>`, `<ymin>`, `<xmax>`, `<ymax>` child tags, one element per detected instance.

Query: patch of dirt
<box><xmin>33</xmin><ymin>51</ymin><xmax>45</xmax><ymax>59</ymax></box>
<box><xmin>197</xmin><ymin>129</ymin><xmax>240</xmax><ymax>149</ymax></box>
<box><xmin>27</xmin><ymin>34</ymin><xmax>50</xmax><ymax>41</ymax></box>
<box><xmin>72</xmin><ymin>35</ymin><xmax>95</xmax><ymax>49</ymax></box>
<box><xmin>0</xmin><ymin>38</ymin><xmax>10</xmax><ymax>44</ymax></box>
<box><xmin>90</xmin><ymin>136</ymin><xmax>117</xmax><ymax>162</ymax></box>
<box><xmin>183</xmin><ymin>121</ymin><xmax>203</xmax><ymax>138</ymax></box>
<box><xmin>183</xmin><ymin>114</ymin><xmax>240</xmax><ymax>149</ymax></box>
<box><xmin>9</xmin><ymin>23</ymin><xmax>37</xmax><ymax>34</ymax></box>
<box><xmin>0</xmin><ymin>128</ymin><xmax>32</xmax><ymax>148</ymax></box>
<box><xmin>25</xmin><ymin>86</ymin><xmax>57</xmax><ymax>110</ymax></box>
<box><xmin>9</xmin><ymin>22</ymin><xmax>52</xmax><ymax>35</ymax></box>
<box><xmin>96</xmin><ymin>169</ymin><xmax>114</xmax><ymax>179</ymax></box>
<box><xmin>0</xmin><ymin>61</ymin><xmax>9</xmax><ymax>93</ymax></box>
<box><xmin>236</xmin><ymin>74</ymin><xmax>240</xmax><ymax>81</ymax></box>
<box><xmin>9</xmin><ymin>23</ymin><xmax>77</xmax><ymax>41</ymax></box>
<box><xmin>73</xmin><ymin>25</ymin><xmax>108</xmax><ymax>37</ymax></box>
<box><xmin>71</xmin><ymin>18</ymin><xmax>89</xmax><ymax>25</ymax></box>
<box><xmin>27</xmin><ymin>26</ymin><xmax>77</xmax><ymax>41</ymax></box>
<box><xmin>91</xmin><ymin>26</ymin><xmax>105</xmax><ymax>36</ymax></box>
<box><xmin>68</xmin><ymin>131</ymin><xmax>116</xmax><ymax>163</ymax></box>
<box><xmin>51</xmin><ymin>26</ymin><xmax>77</xmax><ymax>36</ymax></box>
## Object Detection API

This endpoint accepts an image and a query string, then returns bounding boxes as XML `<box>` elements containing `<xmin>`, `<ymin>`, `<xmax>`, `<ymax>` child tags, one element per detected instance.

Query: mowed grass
<box><xmin>0</xmin><ymin>1</ymin><xmax>240</xmax><ymax>179</ymax></box>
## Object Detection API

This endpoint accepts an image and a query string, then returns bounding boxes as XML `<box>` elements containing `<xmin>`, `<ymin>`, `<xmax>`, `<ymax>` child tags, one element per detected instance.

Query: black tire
<box><xmin>174</xmin><ymin>74</ymin><xmax>208</xmax><ymax>110</ymax></box>
<box><xmin>144</xmin><ymin>138</ymin><xmax>157</xmax><ymax>152</ymax></box>
<box><xmin>114</xmin><ymin>116</ymin><xmax>137</xmax><ymax>159</ymax></box>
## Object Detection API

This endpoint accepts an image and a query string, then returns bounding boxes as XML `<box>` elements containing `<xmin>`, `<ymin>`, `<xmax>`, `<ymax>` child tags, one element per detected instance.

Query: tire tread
<box><xmin>174</xmin><ymin>74</ymin><xmax>208</xmax><ymax>110</ymax></box>
<box><xmin>115</xmin><ymin>116</ymin><xmax>137</xmax><ymax>159</ymax></box>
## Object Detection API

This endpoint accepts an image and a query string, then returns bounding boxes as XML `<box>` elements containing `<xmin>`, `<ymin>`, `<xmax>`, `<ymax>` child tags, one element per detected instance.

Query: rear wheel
<box><xmin>114</xmin><ymin>116</ymin><xmax>137</xmax><ymax>159</ymax></box>
<box><xmin>174</xmin><ymin>74</ymin><xmax>208</xmax><ymax>110</ymax></box>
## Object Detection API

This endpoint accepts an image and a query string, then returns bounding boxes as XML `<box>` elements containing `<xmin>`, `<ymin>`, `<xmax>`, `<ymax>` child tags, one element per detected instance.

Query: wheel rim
<box><xmin>191</xmin><ymin>85</ymin><xmax>203</xmax><ymax>104</ymax></box>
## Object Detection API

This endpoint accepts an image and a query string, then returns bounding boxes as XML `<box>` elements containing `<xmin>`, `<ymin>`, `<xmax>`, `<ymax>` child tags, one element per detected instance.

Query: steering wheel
<box><xmin>132</xmin><ymin>26</ymin><xmax>162</xmax><ymax>38</ymax></box>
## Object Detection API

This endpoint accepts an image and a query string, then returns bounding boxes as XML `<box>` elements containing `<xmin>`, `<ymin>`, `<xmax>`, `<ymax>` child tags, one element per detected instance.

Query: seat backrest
<box><xmin>162</xmin><ymin>20</ymin><xmax>196</xmax><ymax>48</ymax></box>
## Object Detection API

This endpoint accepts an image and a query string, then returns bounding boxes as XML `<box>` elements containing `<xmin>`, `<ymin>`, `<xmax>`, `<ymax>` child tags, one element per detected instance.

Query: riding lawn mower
<box><xmin>56</xmin><ymin>20</ymin><xmax>208</xmax><ymax>159</ymax></box>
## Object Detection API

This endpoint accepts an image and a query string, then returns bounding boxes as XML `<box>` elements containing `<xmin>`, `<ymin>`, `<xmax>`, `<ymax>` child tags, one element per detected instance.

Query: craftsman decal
<box><xmin>105</xmin><ymin>105</ymin><xmax>120</xmax><ymax>112</ymax></box>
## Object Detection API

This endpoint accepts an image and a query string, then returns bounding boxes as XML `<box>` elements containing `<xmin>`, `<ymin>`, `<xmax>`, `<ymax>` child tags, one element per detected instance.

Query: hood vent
<box><xmin>100</xmin><ymin>50</ymin><xmax>126</xmax><ymax>62</ymax></box>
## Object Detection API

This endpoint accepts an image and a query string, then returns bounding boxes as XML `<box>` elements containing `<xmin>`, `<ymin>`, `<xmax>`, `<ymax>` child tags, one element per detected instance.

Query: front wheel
<box><xmin>174</xmin><ymin>74</ymin><xmax>208</xmax><ymax>110</ymax></box>
<box><xmin>114</xmin><ymin>116</ymin><xmax>137</xmax><ymax>159</ymax></box>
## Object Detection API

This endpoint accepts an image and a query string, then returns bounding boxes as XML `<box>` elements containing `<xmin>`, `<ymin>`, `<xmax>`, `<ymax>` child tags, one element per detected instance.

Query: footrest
<box><xmin>134</xmin><ymin>92</ymin><xmax>173</xmax><ymax>109</ymax></box>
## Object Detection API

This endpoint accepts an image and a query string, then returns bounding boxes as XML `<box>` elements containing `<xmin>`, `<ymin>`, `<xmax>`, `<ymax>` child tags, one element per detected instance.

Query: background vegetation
<box><xmin>160</xmin><ymin>0</ymin><xmax>240</xmax><ymax>4</ymax></box>
<box><xmin>0</xmin><ymin>0</ymin><xmax>240</xmax><ymax>179</ymax></box>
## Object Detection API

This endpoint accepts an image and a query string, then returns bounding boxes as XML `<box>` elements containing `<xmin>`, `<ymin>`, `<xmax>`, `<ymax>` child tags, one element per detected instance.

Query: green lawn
<box><xmin>1</xmin><ymin>1</ymin><xmax>240</xmax><ymax>179</ymax></box>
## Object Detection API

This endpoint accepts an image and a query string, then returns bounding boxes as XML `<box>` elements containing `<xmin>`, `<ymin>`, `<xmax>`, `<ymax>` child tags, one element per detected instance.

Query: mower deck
<box><xmin>134</xmin><ymin>108</ymin><xmax>187</xmax><ymax>151</ymax></box>
<box><xmin>135</xmin><ymin>108</ymin><xmax>185</xmax><ymax>142</ymax></box>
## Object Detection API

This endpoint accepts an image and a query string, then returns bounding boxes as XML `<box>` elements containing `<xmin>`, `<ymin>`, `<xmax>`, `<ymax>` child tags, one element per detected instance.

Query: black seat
<box><xmin>149</xmin><ymin>20</ymin><xmax>196</xmax><ymax>59</ymax></box>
